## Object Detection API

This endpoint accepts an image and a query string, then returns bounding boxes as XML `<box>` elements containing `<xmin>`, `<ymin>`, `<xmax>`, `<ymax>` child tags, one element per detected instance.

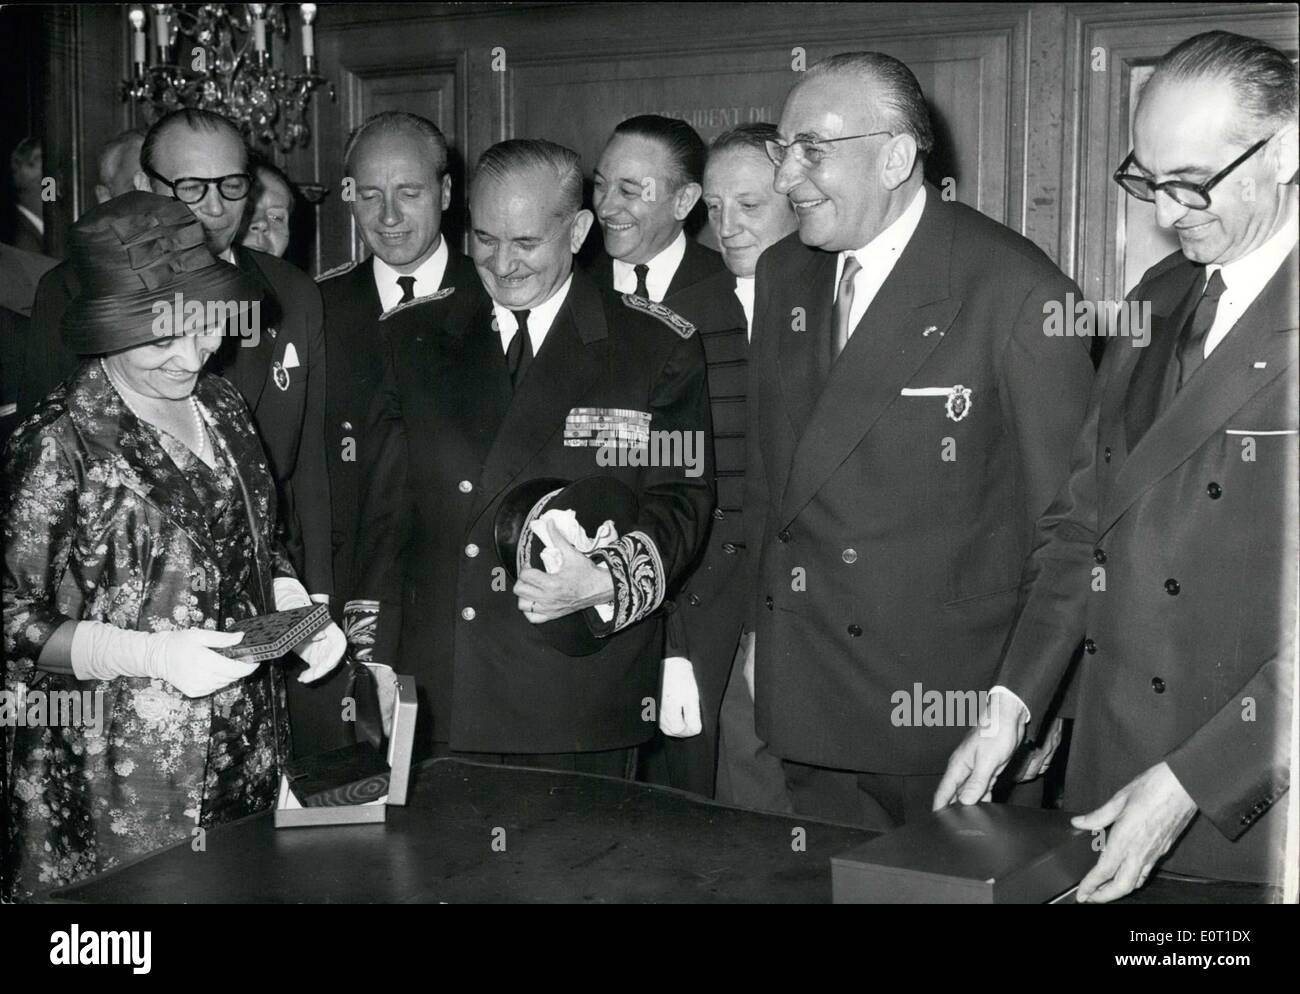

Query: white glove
<box><xmin>659</xmin><ymin>656</ymin><xmax>702</xmax><ymax>738</ymax></box>
<box><xmin>71</xmin><ymin>621</ymin><xmax>255</xmax><ymax>699</ymax></box>
<box><xmin>273</xmin><ymin>577</ymin><xmax>346</xmax><ymax>683</ymax></box>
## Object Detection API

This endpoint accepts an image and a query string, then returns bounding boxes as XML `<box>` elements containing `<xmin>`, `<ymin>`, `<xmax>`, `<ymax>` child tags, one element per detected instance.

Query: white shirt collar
<box><xmin>734</xmin><ymin>275</ymin><xmax>755</xmax><ymax>341</ymax></box>
<box><xmin>16</xmin><ymin>203</ymin><xmax>44</xmax><ymax>236</ymax></box>
<box><xmin>1200</xmin><ymin>211</ymin><xmax>1299</xmax><ymax>357</ymax></box>
<box><xmin>836</xmin><ymin>184</ymin><xmax>927</xmax><ymax>280</ymax></box>
<box><xmin>612</xmin><ymin>229</ymin><xmax>687</xmax><ymax>302</ymax></box>
<box><xmin>492</xmin><ymin>272</ymin><xmax>574</xmax><ymax>357</ymax></box>
<box><xmin>373</xmin><ymin>234</ymin><xmax>450</xmax><ymax>313</ymax></box>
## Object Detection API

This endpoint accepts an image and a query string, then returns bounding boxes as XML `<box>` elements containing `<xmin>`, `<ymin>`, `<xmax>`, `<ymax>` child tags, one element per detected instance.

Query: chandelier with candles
<box><xmin>122</xmin><ymin>3</ymin><xmax>335</xmax><ymax>152</ymax></box>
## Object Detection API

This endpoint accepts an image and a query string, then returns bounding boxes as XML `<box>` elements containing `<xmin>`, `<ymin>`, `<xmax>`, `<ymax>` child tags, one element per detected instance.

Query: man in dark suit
<box><xmin>6</xmin><ymin>137</ymin><xmax>45</xmax><ymax>255</ymax></box>
<box><xmin>587</xmin><ymin>115</ymin><xmax>727</xmax><ymax>306</ymax></box>
<box><xmin>302</xmin><ymin>113</ymin><xmax>480</xmax><ymax>755</ymax></box>
<box><xmin>936</xmin><ymin>31</ymin><xmax>1296</xmax><ymax>901</ymax></box>
<box><xmin>746</xmin><ymin>53</ymin><xmax>1094</xmax><ymax>831</ymax></box>
<box><xmin>651</xmin><ymin>123</ymin><xmax>798</xmax><ymax>803</ymax></box>
<box><xmin>345</xmin><ymin>138</ymin><xmax>712</xmax><ymax>768</ymax></box>
<box><xmin>17</xmin><ymin>110</ymin><xmax>331</xmax><ymax>598</ymax></box>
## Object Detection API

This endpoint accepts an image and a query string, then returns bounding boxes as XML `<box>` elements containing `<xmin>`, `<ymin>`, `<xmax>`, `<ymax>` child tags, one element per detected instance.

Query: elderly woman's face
<box><xmin>106</xmin><ymin>330</ymin><xmax>223</xmax><ymax>401</ymax></box>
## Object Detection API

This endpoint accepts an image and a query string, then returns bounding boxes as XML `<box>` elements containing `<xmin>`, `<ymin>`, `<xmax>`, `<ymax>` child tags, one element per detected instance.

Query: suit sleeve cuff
<box><xmin>342</xmin><ymin>598</ymin><xmax>380</xmax><ymax>663</ymax></box>
<box><xmin>586</xmin><ymin>530</ymin><xmax>665</xmax><ymax>636</ymax></box>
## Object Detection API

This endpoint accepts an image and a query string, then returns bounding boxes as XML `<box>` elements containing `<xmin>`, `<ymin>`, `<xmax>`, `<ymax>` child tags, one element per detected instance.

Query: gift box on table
<box><xmin>274</xmin><ymin>674</ymin><xmax>417</xmax><ymax>828</ymax></box>
<box><xmin>831</xmin><ymin>802</ymin><xmax>1095</xmax><ymax>903</ymax></box>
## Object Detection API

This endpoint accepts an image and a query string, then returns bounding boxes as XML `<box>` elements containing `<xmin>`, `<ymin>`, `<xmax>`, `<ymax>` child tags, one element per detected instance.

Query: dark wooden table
<box><xmin>50</xmin><ymin>759</ymin><xmax>1277</xmax><ymax>904</ymax></box>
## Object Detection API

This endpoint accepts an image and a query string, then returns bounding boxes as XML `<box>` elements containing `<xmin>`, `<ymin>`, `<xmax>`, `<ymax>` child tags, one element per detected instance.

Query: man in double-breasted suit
<box><xmin>937</xmin><ymin>31</ymin><xmax>1297</xmax><ymax>901</ymax></box>
<box><xmin>746</xmin><ymin>53</ymin><xmax>1094</xmax><ymax>829</ymax></box>
<box><xmin>345</xmin><ymin>139</ymin><xmax>712</xmax><ymax>767</ymax></box>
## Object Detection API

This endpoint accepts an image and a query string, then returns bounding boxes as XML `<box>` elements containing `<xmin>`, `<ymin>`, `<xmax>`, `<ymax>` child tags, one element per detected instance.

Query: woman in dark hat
<box><xmin>2</xmin><ymin>191</ymin><xmax>344</xmax><ymax>901</ymax></box>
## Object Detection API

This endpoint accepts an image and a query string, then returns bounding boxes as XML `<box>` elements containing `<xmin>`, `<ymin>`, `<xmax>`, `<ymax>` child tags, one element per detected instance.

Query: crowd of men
<box><xmin>3</xmin><ymin>29</ymin><xmax>1295</xmax><ymax>902</ymax></box>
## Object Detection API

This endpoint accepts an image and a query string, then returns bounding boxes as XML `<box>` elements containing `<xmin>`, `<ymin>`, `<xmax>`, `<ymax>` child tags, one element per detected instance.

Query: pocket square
<box><xmin>282</xmin><ymin>342</ymin><xmax>301</xmax><ymax>369</ymax></box>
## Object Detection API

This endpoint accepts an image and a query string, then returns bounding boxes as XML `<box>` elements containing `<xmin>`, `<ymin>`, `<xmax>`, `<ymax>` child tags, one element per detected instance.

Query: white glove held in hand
<box><xmin>70</xmin><ymin>621</ymin><xmax>254</xmax><ymax>699</ymax></box>
<box><xmin>273</xmin><ymin>577</ymin><xmax>346</xmax><ymax>683</ymax></box>
<box><xmin>659</xmin><ymin>656</ymin><xmax>702</xmax><ymax>737</ymax></box>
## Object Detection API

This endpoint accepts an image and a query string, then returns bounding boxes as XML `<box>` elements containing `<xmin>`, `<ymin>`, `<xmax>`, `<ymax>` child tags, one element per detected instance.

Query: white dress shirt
<box><xmin>832</xmin><ymin>185</ymin><xmax>927</xmax><ymax>339</ymax></box>
<box><xmin>612</xmin><ymin>229</ymin><xmax>687</xmax><ymax>302</ymax></box>
<box><xmin>373</xmin><ymin>234</ymin><xmax>450</xmax><ymax>313</ymax></box>
<box><xmin>734</xmin><ymin>275</ymin><xmax>756</xmax><ymax>341</ymax></box>
<box><xmin>1202</xmin><ymin>215</ymin><xmax>1299</xmax><ymax>358</ymax></box>
<box><xmin>492</xmin><ymin>273</ymin><xmax>574</xmax><ymax>358</ymax></box>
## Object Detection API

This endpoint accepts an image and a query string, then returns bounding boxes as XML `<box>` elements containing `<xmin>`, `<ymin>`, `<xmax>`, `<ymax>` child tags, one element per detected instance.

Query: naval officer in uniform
<box><xmin>345</xmin><ymin>138</ymin><xmax>713</xmax><ymax>767</ymax></box>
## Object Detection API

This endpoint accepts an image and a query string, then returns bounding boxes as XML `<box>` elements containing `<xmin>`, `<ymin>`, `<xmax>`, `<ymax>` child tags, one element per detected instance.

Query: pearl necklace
<box><xmin>101</xmin><ymin>359</ymin><xmax>209</xmax><ymax>461</ymax></box>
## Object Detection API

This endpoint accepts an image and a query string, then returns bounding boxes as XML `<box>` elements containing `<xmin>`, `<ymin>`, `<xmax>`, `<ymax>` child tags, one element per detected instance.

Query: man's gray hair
<box><xmin>1148</xmin><ymin>31</ymin><xmax>1298</xmax><ymax>143</ymax></box>
<box><xmin>97</xmin><ymin>129</ymin><xmax>146</xmax><ymax>186</ymax></box>
<box><xmin>470</xmin><ymin>139</ymin><xmax>584</xmax><ymax>218</ymax></box>
<box><xmin>804</xmin><ymin>52</ymin><xmax>935</xmax><ymax>157</ymax></box>
<box><xmin>344</xmin><ymin>110</ymin><xmax>449</xmax><ymax>178</ymax></box>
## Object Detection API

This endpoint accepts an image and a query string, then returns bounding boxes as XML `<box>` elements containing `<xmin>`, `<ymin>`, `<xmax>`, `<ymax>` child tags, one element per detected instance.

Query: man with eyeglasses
<box><xmin>745</xmin><ymin>52</ymin><xmax>1093</xmax><ymax>832</ymax></box>
<box><xmin>20</xmin><ymin>108</ymin><xmax>333</xmax><ymax>622</ymax></box>
<box><xmin>344</xmin><ymin>138</ymin><xmax>711</xmax><ymax>769</ymax></box>
<box><xmin>936</xmin><ymin>31</ymin><xmax>1297</xmax><ymax>901</ymax></box>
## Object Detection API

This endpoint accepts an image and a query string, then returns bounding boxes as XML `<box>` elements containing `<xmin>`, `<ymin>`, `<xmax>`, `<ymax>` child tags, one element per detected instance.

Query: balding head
<box><xmin>96</xmin><ymin>129</ymin><xmax>146</xmax><ymax>204</ymax></box>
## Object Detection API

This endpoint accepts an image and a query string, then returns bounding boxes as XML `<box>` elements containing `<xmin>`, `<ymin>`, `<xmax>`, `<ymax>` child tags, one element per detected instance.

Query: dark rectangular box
<box><xmin>831</xmin><ymin>803</ymin><xmax>1095</xmax><ymax>904</ymax></box>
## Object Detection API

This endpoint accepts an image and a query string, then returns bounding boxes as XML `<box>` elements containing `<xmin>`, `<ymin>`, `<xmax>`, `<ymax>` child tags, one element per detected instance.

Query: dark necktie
<box><xmin>505</xmin><ymin>309</ymin><xmax>533</xmax><ymax>390</ymax></box>
<box><xmin>396</xmin><ymin>275</ymin><xmax>416</xmax><ymax>304</ymax></box>
<box><xmin>1175</xmin><ymin>269</ymin><xmax>1227</xmax><ymax>389</ymax></box>
<box><xmin>633</xmin><ymin>264</ymin><xmax>650</xmax><ymax>300</ymax></box>
<box><xmin>831</xmin><ymin>255</ymin><xmax>862</xmax><ymax>362</ymax></box>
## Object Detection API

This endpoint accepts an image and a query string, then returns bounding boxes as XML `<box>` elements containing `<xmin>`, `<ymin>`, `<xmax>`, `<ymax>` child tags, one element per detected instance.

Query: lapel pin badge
<box><xmin>1253</xmin><ymin>361</ymin><xmax>1267</xmax><ymax>369</ymax></box>
<box><xmin>272</xmin><ymin>361</ymin><xmax>290</xmax><ymax>392</ymax></box>
<box><xmin>946</xmin><ymin>385</ymin><xmax>973</xmax><ymax>422</ymax></box>
<box><xmin>923</xmin><ymin>324</ymin><xmax>943</xmax><ymax>337</ymax></box>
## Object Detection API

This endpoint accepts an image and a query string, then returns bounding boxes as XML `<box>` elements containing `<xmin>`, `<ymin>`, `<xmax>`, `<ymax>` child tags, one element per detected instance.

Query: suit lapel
<box><xmin>476</xmin><ymin>274</ymin><xmax>607</xmax><ymax>511</ymax></box>
<box><xmin>1104</xmin><ymin>247</ymin><xmax>1300</xmax><ymax>534</ymax></box>
<box><xmin>778</xmin><ymin>194</ymin><xmax>960</xmax><ymax>525</ymax></box>
<box><xmin>221</xmin><ymin>246</ymin><xmax>278</xmax><ymax>413</ymax></box>
<box><xmin>435</xmin><ymin>293</ymin><xmax>512</xmax><ymax>470</ymax></box>
<box><xmin>777</xmin><ymin>246</ymin><xmax>836</xmax><ymax>436</ymax></box>
<box><xmin>1122</xmin><ymin>264</ymin><xmax>1202</xmax><ymax>452</ymax></box>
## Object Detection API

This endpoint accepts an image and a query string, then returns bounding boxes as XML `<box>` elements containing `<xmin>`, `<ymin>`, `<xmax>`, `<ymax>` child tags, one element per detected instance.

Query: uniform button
<box><xmin>713</xmin><ymin>507</ymin><xmax>726</xmax><ymax>521</ymax></box>
<box><xmin>341</xmin><ymin>420</ymin><xmax>353</xmax><ymax>431</ymax></box>
<box><xmin>842</xmin><ymin>548</ymin><xmax>858</xmax><ymax>564</ymax></box>
<box><xmin>1207</xmin><ymin>482</ymin><xmax>1222</xmax><ymax>499</ymax></box>
<box><xmin>765</xmin><ymin>596</ymin><xmax>774</xmax><ymax>610</ymax></box>
<box><xmin>461</xmin><ymin>607</ymin><xmax>476</xmax><ymax>621</ymax></box>
<box><xmin>458</xmin><ymin>480</ymin><xmax>473</xmax><ymax>493</ymax></box>
<box><xmin>1151</xmin><ymin>677</ymin><xmax>1165</xmax><ymax>693</ymax></box>
<box><xmin>1164</xmin><ymin>578</ymin><xmax>1180</xmax><ymax>595</ymax></box>
<box><xmin>465</xmin><ymin>543</ymin><xmax>480</xmax><ymax>558</ymax></box>
<box><xmin>777</xmin><ymin>529</ymin><xmax>791</xmax><ymax>543</ymax></box>
<box><xmin>687</xmin><ymin>593</ymin><xmax>702</xmax><ymax>607</ymax></box>
<box><xmin>722</xmin><ymin>542</ymin><xmax>738</xmax><ymax>555</ymax></box>
<box><xmin>1083</xmin><ymin>638</ymin><xmax>1097</xmax><ymax>654</ymax></box>
<box><xmin>1103</xmin><ymin>446</ymin><xmax>1112</xmax><ymax>463</ymax></box>
<box><xmin>1093</xmin><ymin>548</ymin><xmax>1106</xmax><ymax>564</ymax></box>
<box><xmin>847</xmin><ymin>623</ymin><xmax>862</xmax><ymax>637</ymax></box>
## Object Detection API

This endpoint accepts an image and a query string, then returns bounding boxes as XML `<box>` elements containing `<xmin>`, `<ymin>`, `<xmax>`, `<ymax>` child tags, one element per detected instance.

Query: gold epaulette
<box><xmin>378</xmin><ymin>285</ymin><xmax>456</xmax><ymax>321</ymax></box>
<box><xmin>621</xmin><ymin>293</ymin><xmax>696</xmax><ymax>339</ymax></box>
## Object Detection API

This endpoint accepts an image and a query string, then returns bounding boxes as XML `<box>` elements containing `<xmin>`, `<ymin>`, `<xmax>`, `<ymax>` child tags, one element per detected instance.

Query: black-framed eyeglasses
<box><xmin>764</xmin><ymin>131</ymin><xmax>895</xmax><ymax>169</ymax></box>
<box><xmin>143</xmin><ymin>163</ymin><xmax>252</xmax><ymax>204</ymax></box>
<box><xmin>1113</xmin><ymin>136</ymin><xmax>1271</xmax><ymax>211</ymax></box>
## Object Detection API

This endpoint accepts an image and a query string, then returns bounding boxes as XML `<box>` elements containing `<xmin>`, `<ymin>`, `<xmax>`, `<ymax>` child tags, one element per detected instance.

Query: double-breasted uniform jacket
<box><xmin>997</xmin><ymin>246</ymin><xmax>1298</xmax><ymax>883</ymax></box>
<box><xmin>745</xmin><ymin>189</ymin><xmax>1096</xmax><ymax>775</ymax></box>
<box><xmin>16</xmin><ymin>248</ymin><xmax>331</xmax><ymax>594</ymax></box>
<box><xmin>318</xmin><ymin>248</ymin><xmax>480</xmax><ymax>612</ymax></box>
<box><xmin>586</xmin><ymin>235</ymin><xmax>729</xmax><ymax>306</ymax></box>
<box><xmin>348</xmin><ymin>270</ymin><xmax>713</xmax><ymax>758</ymax></box>
<box><xmin>655</xmin><ymin>268</ymin><xmax>750</xmax><ymax>794</ymax></box>
<box><xmin>2</xmin><ymin>364</ymin><xmax>293</xmax><ymax>900</ymax></box>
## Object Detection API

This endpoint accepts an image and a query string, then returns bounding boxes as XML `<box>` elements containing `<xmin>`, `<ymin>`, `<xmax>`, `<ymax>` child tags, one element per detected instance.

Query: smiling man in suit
<box><xmin>345</xmin><ymin>138</ymin><xmax>712</xmax><ymax>767</ymax></box>
<box><xmin>936</xmin><ymin>31</ymin><xmax>1297</xmax><ymax>902</ymax></box>
<box><xmin>588</xmin><ymin>115</ymin><xmax>727</xmax><ymax>306</ymax></box>
<box><xmin>746</xmin><ymin>52</ymin><xmax>1094</xmax><ymax>831</ymax></box>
